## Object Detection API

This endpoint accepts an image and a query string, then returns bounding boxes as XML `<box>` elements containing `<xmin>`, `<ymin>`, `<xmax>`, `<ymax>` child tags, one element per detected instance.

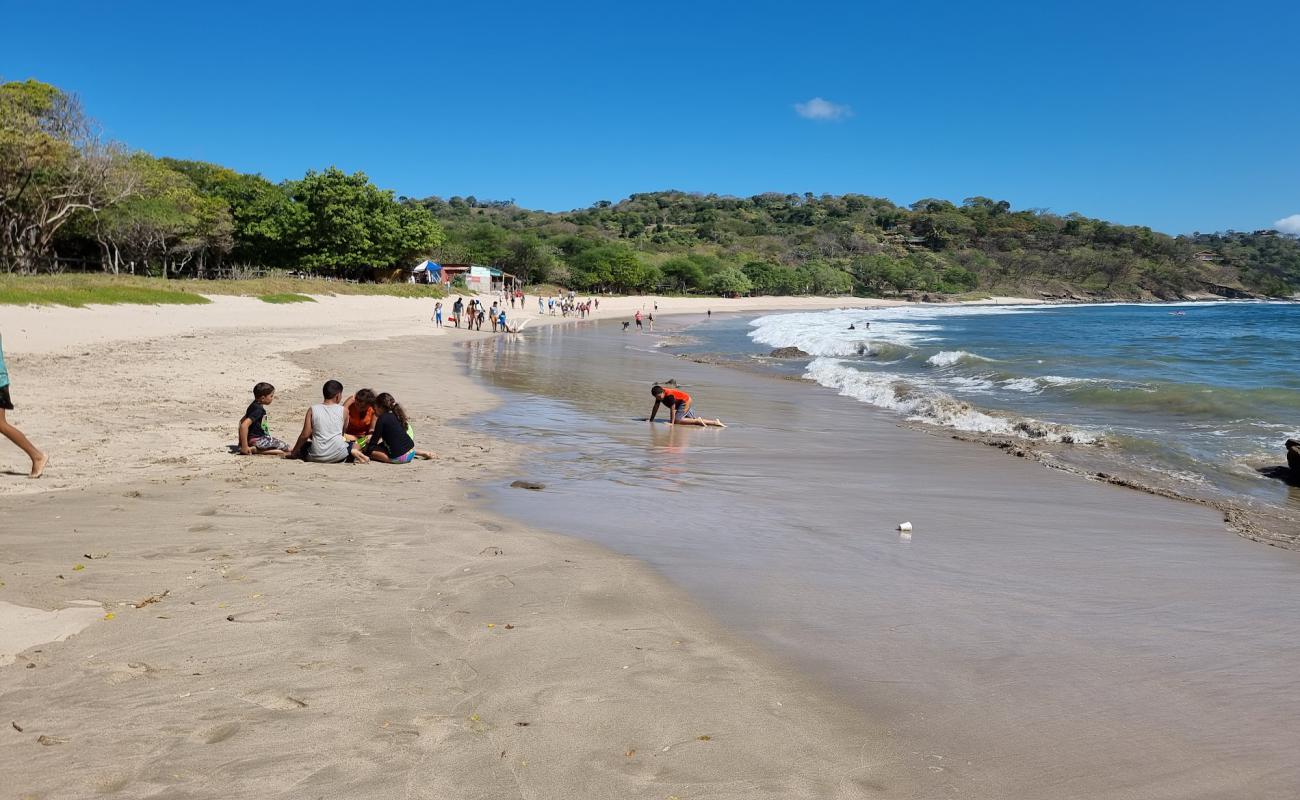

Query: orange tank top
<box><xmin>346</xmin><ymin>403</ymin><xmax>375</xmax><ymax>437</ymax></box>
<box><xmin>662</xmin><ymin>388</ymin><xmax>691</xmax><ymax>406</ymax></box>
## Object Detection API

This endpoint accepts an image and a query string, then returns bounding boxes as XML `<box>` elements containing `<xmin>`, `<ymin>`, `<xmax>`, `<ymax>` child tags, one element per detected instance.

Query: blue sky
<box><xmin>3</xmin><ymin>0</ymin><xmax>1297</xmax><ymax>235</ymax></box>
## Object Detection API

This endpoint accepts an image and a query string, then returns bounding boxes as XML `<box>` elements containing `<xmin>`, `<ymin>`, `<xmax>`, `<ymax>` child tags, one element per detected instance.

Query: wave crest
<box><xmin>805</xmin><ymin>358</ymin><xmax>1098</xmax><ymax>444</ymax></box>
<box><xmin>927</xmin><ymin>350</ymin><xmax>992</xmax><ymax>367</ymax></box>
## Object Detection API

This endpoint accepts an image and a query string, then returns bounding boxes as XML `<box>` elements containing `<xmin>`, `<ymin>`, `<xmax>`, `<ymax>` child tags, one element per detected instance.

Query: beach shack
<box><xmin>430</xmin><ymin>263</ymin><xmax>520</xmax><ymax>293</ymax></box>
<box><xmin>468</xmin><ymin>265</ymin><xmax>493</xmax><ymax>292</ymax></box>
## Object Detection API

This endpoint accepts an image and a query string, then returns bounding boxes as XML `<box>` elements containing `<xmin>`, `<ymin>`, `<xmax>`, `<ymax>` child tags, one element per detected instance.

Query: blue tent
<box><xmin>411</xmin><ymin>260</ymin><xmax>442</xmax><ymax>283</ymax></box>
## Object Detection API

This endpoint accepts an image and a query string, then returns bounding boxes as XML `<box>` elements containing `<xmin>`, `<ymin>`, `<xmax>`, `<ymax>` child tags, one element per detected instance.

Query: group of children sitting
<box><xmin>238</xmin><ymin>381</ymin><xmax>434</xmax><ymax>465</ymax></box>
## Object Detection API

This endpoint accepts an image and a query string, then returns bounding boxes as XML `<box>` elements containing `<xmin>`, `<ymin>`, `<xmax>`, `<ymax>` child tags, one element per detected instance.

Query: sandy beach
<box><xmin>1</xmin><ymin>293</ymin><xmax>910</xmax><ymax>799</ymax></box>
<box><xmin>6</xmin><ymin>290</ymin><xmax>1296</xmax><ymax>799</ymax></box>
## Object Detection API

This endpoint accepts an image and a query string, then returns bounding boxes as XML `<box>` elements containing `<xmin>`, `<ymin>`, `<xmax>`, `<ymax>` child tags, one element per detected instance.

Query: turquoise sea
<box><xmin>712</xmin><ymin>301</ymin><xmax>1300</xmax><ymax>510</ymax></box>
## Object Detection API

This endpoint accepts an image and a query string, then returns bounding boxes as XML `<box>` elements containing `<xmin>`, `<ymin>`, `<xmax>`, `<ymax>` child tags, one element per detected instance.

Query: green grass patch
<box><xmin>0</xmin><ymin>273</ymin><xmax>445</xmax><ymax>306</ymax></box>
<box><xmin>258</xmin><ymin>293</ymin><xmax>316</xmax><ymax>304</ymax></box>
<box><xmin>0</xmin><ymin>277</ymin><xmax>212</xmax><ymax>307</ymax></box>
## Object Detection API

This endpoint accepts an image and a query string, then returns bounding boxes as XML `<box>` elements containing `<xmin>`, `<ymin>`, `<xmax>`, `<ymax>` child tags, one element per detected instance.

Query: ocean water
<box><xmin>720</xmin><ymin>301</ymin><xmax>1300</xmax><ymax>508</ymax></box>
<box><xmin>461</xmin><ymin>321</ymin><xmax>1300</xmax><ymax>798</ymax></box>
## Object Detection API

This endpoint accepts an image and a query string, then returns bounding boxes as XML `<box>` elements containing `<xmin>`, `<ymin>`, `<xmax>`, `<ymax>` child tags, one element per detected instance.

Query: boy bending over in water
<box><xmin>648</xmin><ymin>384</ymin><xmax>726</xmax><ymax>428</ymax></box>
<box><xmin>238</xmin><ymin>382</ymin><xmax>290</xmax><ymax>455</ymax></box>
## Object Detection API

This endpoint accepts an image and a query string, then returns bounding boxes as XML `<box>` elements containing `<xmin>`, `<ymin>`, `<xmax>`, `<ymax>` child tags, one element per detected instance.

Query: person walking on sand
<box><xmin>0</xmin><ymin>333</ymin><xmax>47</xmax><ymax>478</ymax></box>
<box><xmin>432</xmin><ymin>301</ymin><xmax>443</xmax><ymax>328</ymax></box>
<box><xmin>452</xmin><ymin>297</ymin><xmax>464</xmax><ymax>328</ymax></box>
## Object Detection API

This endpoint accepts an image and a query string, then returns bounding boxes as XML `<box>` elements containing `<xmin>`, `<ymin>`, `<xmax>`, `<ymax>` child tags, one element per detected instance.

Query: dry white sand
<box><xmin>0</xmin><ymin>292</ymin><xmax>920</xmax><ymax>799</ymax></box>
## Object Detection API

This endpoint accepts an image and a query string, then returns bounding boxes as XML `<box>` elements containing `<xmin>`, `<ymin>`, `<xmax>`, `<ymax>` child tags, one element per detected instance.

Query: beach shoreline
<box><xmin>4</xmin><ymin>291</ymin><xmax>1295</xmax><ymax>798</ymax></box>
<box><xmin>1</xmin><ymin>294</ymin><xmax>908</xmax><ymax>799</ymax></box>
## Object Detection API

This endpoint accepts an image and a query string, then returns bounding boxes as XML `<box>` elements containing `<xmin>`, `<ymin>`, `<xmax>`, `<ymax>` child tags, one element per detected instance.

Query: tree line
<box><xmin>4</xmin><ymin>78</ymin><xmax>1297</xmax><ymax>297</ymax></box>
<box><xmin>420</xmin><ymin>192</ymin><xmax>1300</xmax><ymax>298</ymax></box>
<box><xmin>1</xmin><ymin>80</ymin><xmax>442</xmax><ymax>277</ymax></box>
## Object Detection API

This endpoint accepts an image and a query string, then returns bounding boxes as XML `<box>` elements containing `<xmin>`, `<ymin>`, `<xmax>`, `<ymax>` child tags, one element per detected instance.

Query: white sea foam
<box><xmin>804</xmin><ymin>358</ymin><xmax>1097</xmax><ymax>443</ymax></box>
<box><xmin>927</xmin><ymin>350</ymin><xmax>992</xmax><ymax>367</ymax></box>
<box><xmin>749</xmin><ymin>304</ymin><xmax>1047</xmax><ymax>361</ymax></box>
<box><xmin>947</xmin><ymin>375</ymin><xmax>998</xmax><ymax>394</ymax></box>
<box><xmin>1002</xmin><ymin>377</ymin><xmax>1043</xmax><ymax>393</ymax></box>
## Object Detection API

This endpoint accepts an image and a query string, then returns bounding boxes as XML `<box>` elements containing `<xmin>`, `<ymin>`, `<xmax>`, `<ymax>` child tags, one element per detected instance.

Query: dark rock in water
<box><xmin>768</xmin><ymin>347</ymin><xmax>810</xmax><ymax>358</ymax></box>
<box><xmin>510</xmin><ymin>480</ymin><xmax>545</xmax><ymax>491</ymax></box>
<box><xmin>1288</xmin><ymin>439</ymin><xmax>1300</xmax><ymax>473</ymax></box>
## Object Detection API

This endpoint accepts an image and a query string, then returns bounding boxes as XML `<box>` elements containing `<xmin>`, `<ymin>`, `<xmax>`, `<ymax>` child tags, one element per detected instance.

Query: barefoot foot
<box><xmin>29</xmin><ymin>452</ymin><xmax>48</xmax><ymax>479</ymax></box>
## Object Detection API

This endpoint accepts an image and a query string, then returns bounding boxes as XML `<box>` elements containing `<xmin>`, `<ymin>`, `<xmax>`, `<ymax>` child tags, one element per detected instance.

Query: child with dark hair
<box><xmin>0</xmin><ymin>332</ymin><xmax>47</xmax><ymax>478</ymax></box>
<box><xmin>238</xmin><ymin>382</ymin><xmax>289</xmax><ymax>455</ymax></box>
<box><xmin>288</xmin><ymin>379</ymin><xmax>368</xmax><ymax>463</ymax></box>
<box><xmin>364</xmin><ymin>393</ymin><xmax>435</xmax><ymax>463</ymax></box>
<box><xmin>648</xmin><ymin>384</ymin><xmax>725</xmax><ymax>427</ymax></box>
<box><xmin>342</xmin><ymin>388</ymin><xmax>377</xmax><ymax>451</ymax></box>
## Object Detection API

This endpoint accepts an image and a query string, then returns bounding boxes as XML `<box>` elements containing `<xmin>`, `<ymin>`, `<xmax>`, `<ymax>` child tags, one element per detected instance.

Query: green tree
<box><xmin>0</xmin><ymin>79</ymin><xmax>131</xmax><ymax>272</ymax></box>
<box><xmin>161</xmin><ymin>159</ymin><xmax>300</xmax><ymax>267</ymax></box>
<box><xmin>285</xmin><ymin>167</ymin><xmax>443</xmax><ymax>275</ymax></box>
<box><xmin>90</xmin><ymin>154</ymin><xmax>233</xmax><ymax>276</ymax></box>
<box><xmin>707</xmin><ymin>267</ymin><xmax>753</xmax><ymax>295</ymax></box>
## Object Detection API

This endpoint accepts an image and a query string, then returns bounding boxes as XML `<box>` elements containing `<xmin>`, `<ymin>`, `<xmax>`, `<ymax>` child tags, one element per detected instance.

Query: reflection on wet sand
<box><xmin>463</xmin><ymin>318</ymin><xmax>1300</xmax><ymax>800</ymax></box>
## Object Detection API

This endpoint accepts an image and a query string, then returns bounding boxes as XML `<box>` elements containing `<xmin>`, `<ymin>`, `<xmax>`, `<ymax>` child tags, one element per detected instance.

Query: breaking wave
<box><xmin>805</xmin><ymin>358</ymin><xmax>1098</xmax><ymax>444</ymax></box>
<box><xmin>927</xmin><ymin>350</ymin><xmax>993</xmax><ymax>367</ymax></box>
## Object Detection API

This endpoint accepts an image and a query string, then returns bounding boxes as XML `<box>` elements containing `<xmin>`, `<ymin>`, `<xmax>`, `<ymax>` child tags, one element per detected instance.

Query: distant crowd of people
<box><xmin>435</xmin><ymin>296</ymin><xmax>517</xmax><ymax>332</ymax></box>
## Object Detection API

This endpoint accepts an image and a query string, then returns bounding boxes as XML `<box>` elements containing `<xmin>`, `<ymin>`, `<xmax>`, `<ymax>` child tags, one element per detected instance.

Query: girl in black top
<box><xmin>364</xmin><ymin>393</ymin><xmax>435</xmax><ymax>463</ymax></box>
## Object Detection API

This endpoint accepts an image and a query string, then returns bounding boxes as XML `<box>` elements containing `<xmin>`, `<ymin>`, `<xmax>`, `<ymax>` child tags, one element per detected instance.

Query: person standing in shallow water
<box><xmin>0</xmin><ymin>332</ymin><xmax>47</xmax><ymax>478</ymax></box>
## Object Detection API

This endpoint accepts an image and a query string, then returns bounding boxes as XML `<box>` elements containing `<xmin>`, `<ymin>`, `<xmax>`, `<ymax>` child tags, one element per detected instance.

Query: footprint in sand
<box><xmin>196</xmin><ymin>508</ymin><xmax>218</xmax><ymax>517</ymax></box>
<box><xmin>188</xmin><ymin>523</ymin><xmax>214</xmax><ymax>533</ymax></box>
<box><xmin>449</xmin><ymin>659</ymin><xmax>478</xmax><ymax>685</ymax></box>
<box><xmin>201</xmin><ymin>721</ymin><xmax>241</xmax><ymax>744</ymax></box>
<box><xmin>92</xmin><ymin>773</ymin><xmax>133</xmax><ymax>793</ymax></box>
<box><xmin>239</xmin><ymin>690</ymin><xmax>308</xmax><ymax>711</ymax></box>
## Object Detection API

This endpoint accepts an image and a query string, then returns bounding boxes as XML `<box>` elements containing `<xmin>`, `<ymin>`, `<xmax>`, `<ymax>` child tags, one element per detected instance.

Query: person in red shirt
<box><xmin>648</xmin><ymin>384</ymin><xmax>725</xmax><ymax>427</ymax></box>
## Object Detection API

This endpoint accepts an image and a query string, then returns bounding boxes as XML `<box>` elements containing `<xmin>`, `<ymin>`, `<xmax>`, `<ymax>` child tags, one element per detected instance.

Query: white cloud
<box><xmin>1273</xmin><ymin>214</ymin><xmax>1300</xmax><ymax>235</ymax></box>
<box><xmin>794</xmin><ymin>97</ymin><xmax>852</xmax><ymax>121</ymax></box>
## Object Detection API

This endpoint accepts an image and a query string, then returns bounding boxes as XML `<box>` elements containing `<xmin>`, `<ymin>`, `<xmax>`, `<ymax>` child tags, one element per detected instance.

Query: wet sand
<box><xmin>1</xmin><ymin>300</ymin><xmax>891</xmax><ymax>799</ymax></box>
<box><xmin>470</xmin><ymin>319</ymin><xmax>1300</xmax><ymax>799</ymax></box>
<box><xmin>4</xmin><ymin>295</ymin><xmax>1297</xmax><ymax>798</ymax></box>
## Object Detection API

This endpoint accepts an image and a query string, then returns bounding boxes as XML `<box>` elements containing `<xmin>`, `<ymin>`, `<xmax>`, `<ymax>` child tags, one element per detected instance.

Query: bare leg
<box><xmin>351</xmin><ymin>444</ymin><xmax>371</xmax><ymax>464</ymax></box>
<box><xmin>674</xmin><ymin>417</ymin><xmax>726</xmax><ymax>428</ymax></box>
<box><xmin>367</xmin><ymin>449</ymin><xmax>389</xmax><ymax>463</ymax></box>
<box><xmin>0</xmin><ymin>408</ymin><xmax>47</xmax><ymax>478</ymax></box>
<box><xmin>415</xmin><ymin>449</ymin><xmax>436</xmax><ymax>460</ymax></box>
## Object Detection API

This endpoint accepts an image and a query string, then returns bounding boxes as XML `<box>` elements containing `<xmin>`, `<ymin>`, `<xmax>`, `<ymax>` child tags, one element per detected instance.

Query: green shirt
<box><xmin>0</xmin><ymin>334</ymin><xmax>9</xmax><ymax>389</ymax></box>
